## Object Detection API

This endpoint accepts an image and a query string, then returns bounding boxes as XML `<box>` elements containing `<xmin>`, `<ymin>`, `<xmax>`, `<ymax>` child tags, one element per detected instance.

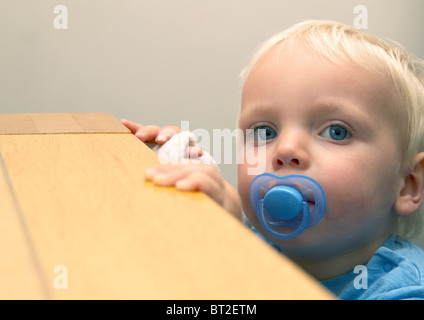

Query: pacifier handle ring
<box><xmin>257</xmin><ymin>200</ymin><xmax>310</xmax><ymax>240</ymax></box>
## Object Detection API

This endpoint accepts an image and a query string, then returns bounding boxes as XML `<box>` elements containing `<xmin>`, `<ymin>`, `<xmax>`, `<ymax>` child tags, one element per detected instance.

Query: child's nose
<box><xmin>272</xmin><ymin>135</ymin><xmax>310</xmax><ymax>170</ymax></box>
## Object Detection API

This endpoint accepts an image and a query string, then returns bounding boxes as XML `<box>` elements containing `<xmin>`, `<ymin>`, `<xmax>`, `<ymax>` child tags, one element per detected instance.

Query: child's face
<box><xmin>237</xmin><ymin>44</ymin><xmax>408</xmax><ymax>259</ymax></box>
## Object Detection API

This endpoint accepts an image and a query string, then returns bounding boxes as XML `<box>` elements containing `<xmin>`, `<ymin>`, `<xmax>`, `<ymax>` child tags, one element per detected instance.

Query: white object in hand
<box><xmin>151</xmin><ymin>131</ymin><xmax>220</xmax><ymax>172</ymax></box>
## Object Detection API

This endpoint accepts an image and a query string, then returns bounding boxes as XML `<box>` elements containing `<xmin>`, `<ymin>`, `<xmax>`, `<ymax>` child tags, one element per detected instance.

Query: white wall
<box><xmin>2</xmin><ymin>0</ymin><xmax>424</xmax><ymax>187</ymax></box>
<box><xmin>1</xmin><ymin>0</ymin><xmax>424</xmax><ymax>244</ymax></box>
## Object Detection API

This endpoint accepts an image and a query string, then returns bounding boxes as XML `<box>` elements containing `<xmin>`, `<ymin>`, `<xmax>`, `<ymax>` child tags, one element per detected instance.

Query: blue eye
<box><xmin>254</xmin><ymin>126</ymin><xmax>277</xmax><ymax>141</ymax></box>
<box><xmin>321</xmin><ymin>125</ymin><xmax>350</xmax><ymax>141</ymax></box>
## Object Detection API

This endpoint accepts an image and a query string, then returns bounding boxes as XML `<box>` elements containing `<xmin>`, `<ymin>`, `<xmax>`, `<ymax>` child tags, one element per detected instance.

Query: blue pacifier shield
<box><xmin>264</xmin><ymin>186</ymin><xmax>303</xmax><ymax>220</ymax></box>
<box><xmin>249</xmin><ymin>173</ymin><xmax>326</xmax><ymax>239</ymax></box>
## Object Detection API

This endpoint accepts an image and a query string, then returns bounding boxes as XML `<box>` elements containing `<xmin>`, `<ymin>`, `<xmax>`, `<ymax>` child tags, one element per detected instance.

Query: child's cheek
<box><xmin>237</xmin><ymin>163</ymin><xmax>258</xmax><ymax>218</ymax></box>
<box><xmin>319</xmin><ymin>169</ymin><xmax>379</xmax><ymax>224</ymax></box>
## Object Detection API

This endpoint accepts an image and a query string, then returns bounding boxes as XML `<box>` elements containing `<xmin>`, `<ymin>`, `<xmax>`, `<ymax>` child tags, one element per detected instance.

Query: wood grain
<box><xmin>0</xmin><ymin>152</ymin><xmax>46</xmax><ymax>299</ymax></box>
<box><xmin>0</xmin><ymin>114</ymin><xmax>334</xmax><ymax>299</ymax></box>
<box><xmin>0</xmin><ymin>113</ymin><xmax>129</xmax><ymax>134</ymax></box>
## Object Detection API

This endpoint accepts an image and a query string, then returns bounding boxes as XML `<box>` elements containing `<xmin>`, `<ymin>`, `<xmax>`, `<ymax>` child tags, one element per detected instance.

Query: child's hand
<box><xmin>120</xmin><ymin>119</ymin><xmax>180</xmax><ymax>144</ymax></box>
<box><xmin>120</xmin><ymin>119</ymin><xmax>240</xmax><ymax>217</ymax></box>
<box><xmin>120</xmin><ymin>119</ymin><xmax>203</xmax><ymax>158</ymax></box>
<box><xmin>145</xmin><ymin>162</ymin><xmax>242</xmax><ymax>220</ymax></box>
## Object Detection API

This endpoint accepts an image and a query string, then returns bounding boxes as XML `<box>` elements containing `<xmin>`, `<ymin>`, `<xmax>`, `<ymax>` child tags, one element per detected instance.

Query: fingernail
<box><xmin>135</xmin><ymin>132</ymin><xmax>146</xmax><ymax>141</ymax></box>
<box><xmin>156</xmin><ymin>134</ymin><xmax>170</xmax><ymax>143</ymax></box>
<box><xmin>145</xmin><ymin>168</ymin><xmax>156</xmax><ymax>179</ymax></box>
<box><xmin>176</xmin><ymin>179</ymin><xmax>189</xmax><ymax>190</ymax></box>
<box><xmin>153</xmin><ymin>174</ymin><xmax>167</xmax><ymax>184</ymax></box>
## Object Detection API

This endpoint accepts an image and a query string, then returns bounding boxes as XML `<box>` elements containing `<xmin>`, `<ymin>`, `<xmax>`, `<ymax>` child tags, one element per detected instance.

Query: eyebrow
<box><xmin>238</xmin><ymin>104</ymin><xmax>279</xmax><ymax>127</ymax></box>
<box><xmin>312</xmin><ymin>100</ymin><xmax>382</xmax><ymax>139</ymax></box>
<box><xmin>238</xmin><ymin>98</ymin><xmax>373</xmax><ymax>133</ymax></box>
<box><xmin>311</xmin><ymin>98</ymin><xmax>371</xmax><ymax>121</ymax></box>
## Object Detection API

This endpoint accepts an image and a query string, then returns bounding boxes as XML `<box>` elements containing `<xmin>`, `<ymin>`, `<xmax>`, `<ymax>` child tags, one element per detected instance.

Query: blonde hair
<box><xmin>240</xmin><ymin>20</ymin><xmax>424</xmax><ymax>239</ymax></box>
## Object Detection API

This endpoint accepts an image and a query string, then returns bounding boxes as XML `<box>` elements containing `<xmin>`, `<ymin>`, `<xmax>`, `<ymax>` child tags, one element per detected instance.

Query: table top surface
<box><xmin>0</xmin><ymin>113</ymin><xmax>333</xmax><ymax>299</ymax></box>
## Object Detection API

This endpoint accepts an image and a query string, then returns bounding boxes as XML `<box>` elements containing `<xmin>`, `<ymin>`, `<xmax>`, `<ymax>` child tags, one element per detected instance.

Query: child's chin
<box><xmin>270</xmin><ymin>229</ymin><xmax>325</xmax><ymax>250</ymax></box>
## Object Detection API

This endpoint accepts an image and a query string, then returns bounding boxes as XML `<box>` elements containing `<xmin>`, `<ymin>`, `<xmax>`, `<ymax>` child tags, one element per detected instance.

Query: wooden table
<box><xmin>0</xmin><ymin>113</ymin><xmax>333</xmax><ymax>299</ymax></box>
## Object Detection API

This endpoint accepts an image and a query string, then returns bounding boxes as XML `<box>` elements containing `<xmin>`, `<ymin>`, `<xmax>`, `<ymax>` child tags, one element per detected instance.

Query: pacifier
<box><xmin>249</xmin><ymin>173</ymin><xmax>326</xmax><ymax>240</ymax></box>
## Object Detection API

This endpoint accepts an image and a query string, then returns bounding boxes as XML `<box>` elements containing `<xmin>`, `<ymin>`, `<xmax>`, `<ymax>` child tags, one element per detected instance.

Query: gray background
<box><xmin>1</xmin><ymin>0</ymin><xmax>424</xmax><ymax>245</ymax></box>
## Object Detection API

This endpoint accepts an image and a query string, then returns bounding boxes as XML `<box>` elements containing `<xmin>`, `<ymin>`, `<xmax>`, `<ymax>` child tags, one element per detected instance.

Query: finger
<box><xmin>146</xmin><ymin>163</ymin><xmax>206</xmax><ymax>186</ymax></box>
<box><xmin>176</xmin><ymin>172</ymin><xmax>242</xmax><ymax>219</ymax></box>
<box><xmin>144</xmin><ymin>167</ymin><xmax>157</xmax><ymax>181</ymax></box>
<box><xmin>134</xmin><ymin>125</ymin><xmax>163</xmax><ymax>143</ymax></box>
<box><xmin>155</xmin><ymin>126</ymin><xmax>181</xmax><ymax>144</ymax></box>
<box><xmin>120</xmin><ymin>119</ymin><xmax>142</xmax><ymax>134</ymax></box>
<box><xmin>147</xmin><ymin>161</ymin><xmax>207</xmax><ymax>175</ymax></box>
<box><xmin>185</xmin><ymin>146</ymin><xmax>204</xmax><ymax>159</ymax></box>
<box><xmin>144</xmin><ymin>162</ymin><xmax>215</xmax><ymax>183</ymax></box>
<box><xmin>120</xmin><ymin>119</ymin><xmax>160</xmax><ymax>142</ymax></box>
<box><xmin>175</xmin><ymin>172</ymin><xmax>223</xmax><ymax>204</ymax></box>
<box><xmin>145</xmin><ymin>164</ymin><xmax>227</xmax><ymax>208</ymax></box>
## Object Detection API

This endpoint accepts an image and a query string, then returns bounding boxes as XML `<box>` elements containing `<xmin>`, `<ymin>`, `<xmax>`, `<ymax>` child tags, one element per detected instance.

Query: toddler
<box><xmin>121</xmin><ymin>20</ymin><xmax>424</xmax><ymax>299</ymax></box>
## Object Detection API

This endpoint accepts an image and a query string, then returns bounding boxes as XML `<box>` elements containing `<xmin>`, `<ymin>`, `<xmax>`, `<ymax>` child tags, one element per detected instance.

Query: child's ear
<box><xmin>394</xmin><ymin>152</ymin><xmax>424</xmax><ymax>216</ymax></box>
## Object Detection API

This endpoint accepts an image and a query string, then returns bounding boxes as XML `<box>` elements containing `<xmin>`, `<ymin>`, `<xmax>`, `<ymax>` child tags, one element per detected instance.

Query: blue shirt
<box><xmin>321</xmin><ymin>235</ymin><xmax>424</xmax><ymax>300</ymax></box>
<box><xmin>245</xmin><ymin>218</ymin><xmax>424</xmax><ymax>299</ymax></box>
